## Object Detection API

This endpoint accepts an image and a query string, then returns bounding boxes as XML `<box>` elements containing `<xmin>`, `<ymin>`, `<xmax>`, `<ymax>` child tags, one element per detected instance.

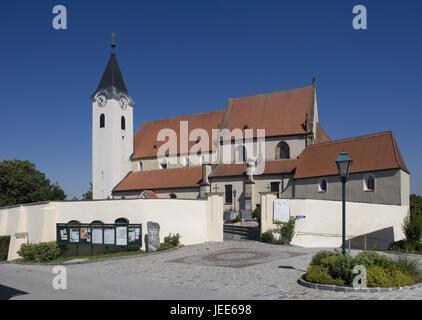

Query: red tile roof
<box><xmin>133</xmin><ymin>110</ymin><xmax>224</xmax><ymax>159</ymax></box>
<box><xmin>209</xmin><ymin>159</ymin><xmax>297</xmax><ymax>178</ymax></box>
<box><xmin>220</xmin><ymin>86</ymin><xmax>313</xmax><ymax>140</ymax></box>
<box><xmin>132</xmin><ymin>86</ymin><xmax>315</xmax><ymax>159</ymax></box>
<box><xmin>113</xmin><ymin>166</ymin><xmax>202</xmax><ymax>191</ymax></box>
<box><xmin>294</xmin><ymin>131</ymin><xmax>409</xmax><ymax>179</ymax></box>
<box><xmin>143</xmin><ymin>190</ymin><xmax>159</xmax><ymax>199</ymax></box>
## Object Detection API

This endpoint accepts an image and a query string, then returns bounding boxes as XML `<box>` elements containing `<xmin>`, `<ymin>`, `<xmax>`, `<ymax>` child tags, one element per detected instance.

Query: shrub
<box><xmin>310</xmin><ymin>250</ymin><xmax>336</xmax><ymax>266</ymax></box>
<box><xmin>17</xmin><ymin>242</ymin><xmax>62</xmax><ymax>263</ymax></box>
<box><xmin>403</xmin><ymin>210</ymin><xmax>422</xmax><ymax>243</ymax></box>
<box><xmin>325</xmin><ymin>252</ymin><xmax>355</xmax><ymax>285</ymax></box>
<box><xmin>391</xmin><ymin>269</ymin><xmax>416</xmax><ymax>287</ymax></box>
<box><xmin>230</xmin><ymin>217</ymin><xmax>241</xmax><ymax>223</ymax></box>
<box><xmin>367</xmin><ymin>266</ymin><xmax>395</xmax><ymax>287</ymax></box>
<box><xmin>252</xmin><ymin>207</ymin><xmax>261</xmax><ymax>222</ymax></box>
<box><xmin>305</xmin><ymin>265</ymin><xmax>345</xmax><ymax>286</ymax></box>
<box><xmin>164</xmin><ymin>233</ymin><xmax>181</xmax><ymax>247</ymax></box>
<box><xmin>354</xmin><ymin>250</ymin><xmax>393</xmax><ymax>269</ymax></box>
<box><xmin>157</xmin><ymin>242</ymin><xmax>174</xmax><ymax>251</ymax></box>
<box><xmin>388</xmin><ymin>240</ymin><xmax>412</xmax><ymax>253</ymax></box>
<box><xmin>278</xmin><ymin>217</ymin><xmax>296</xmax><ymax>244</ymax></box>
<box><xmin>394</xmin><ymin>255</ymin><xmax>422</xmax><ymax>282</ymax></box>
<box><xmin>261</xmin><ymin>232</ymin><xmax>274</xmax><ymax>243</ymax></box>
<box><xmin>367</xmin><ymin>265</ymin><xmax>415</xmax><ymax>288</ymax></box>
<box><xmin>320</xmin><ymin>255</ymin><xmax>338</xmax><ymax>267</ymax></box>
<box><xmin>0</xmin><ymin>236</ymin><xmax>11</xmax><ymax>261</ymax></box>
<box><xmin>388</xmin><ymin>239</ymin><xmax>422</xmax><ymax>254</ymax></box>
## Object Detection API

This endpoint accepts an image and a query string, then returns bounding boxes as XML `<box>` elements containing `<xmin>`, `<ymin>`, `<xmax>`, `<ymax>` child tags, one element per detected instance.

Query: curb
<box><xmin>385</xmin><ymin>251</ymin><xmax>422</xmax><ymax>258</ymax></box>
<box><xmin>297</xmin><ymin>275</ymin><xmax>422</xmax><ymax>293</ymax></box>
<box><xmin>9</xmin><ymin>245</ymin><xmax>184</xmax><ymax>266</ymax></box>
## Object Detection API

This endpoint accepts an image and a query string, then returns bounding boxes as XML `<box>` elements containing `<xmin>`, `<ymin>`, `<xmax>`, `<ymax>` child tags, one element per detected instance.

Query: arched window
<box><xmin>115</xmin><ymin>218</ymin><xmax>129</xmax><ymax>225</ymax></box>
<box><xmin>275</xmin><ymin>142</ymin><xmax>290</xmax><ymax>159</ymax></box>
<box><xmin>170</xmin><ymin>193</ymin><xmax>177</xmax><ymax>199</ymax></box>
<box><xmin>318</xmin><ymin>178</ymin><xmax>328</xmax><ymax>193</ymax></box>
<box><xmin>121</xmin><ymin>116</ymin><xmax>126</xmax><ymax>130</ymax></box>
<box><xmin>100</xmin><ymin>114</ymin><xmax>105</xmax><ymax>128</ymax></box>
<box><xmin>364</xmin><ymin>174</ymin><xmax>376</xmax><ymax>192</ymax></box>
<box><xmin>159</xmin><ymin>158</ymin><xmax>168</xmax><ymax>169</ymax></box>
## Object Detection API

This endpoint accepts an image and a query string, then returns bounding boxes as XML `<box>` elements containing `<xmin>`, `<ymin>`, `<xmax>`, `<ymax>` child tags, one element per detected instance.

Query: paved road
<box><xmin>0</xmin><ymin>241</ymin><xmax>421</xmax><ymax>300</ymax></box>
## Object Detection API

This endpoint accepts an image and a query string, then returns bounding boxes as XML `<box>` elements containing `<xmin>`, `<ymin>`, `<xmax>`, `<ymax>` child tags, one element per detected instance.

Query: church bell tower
<box><xmin>91</xmin><ymin>34</ymin><xmax>134</xmax><ymax>199</ymax></box>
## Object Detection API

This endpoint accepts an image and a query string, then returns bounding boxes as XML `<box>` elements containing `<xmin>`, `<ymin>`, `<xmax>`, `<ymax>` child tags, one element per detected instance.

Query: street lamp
<box><xmin>335</xmin><ymin>151</ymin><xmax>353</xmax><ymax>254</ymax></box>
<box><xmin>233</xmin><ymin>189</ymin><xmax>237</xmax><ymax>217</ymax></box>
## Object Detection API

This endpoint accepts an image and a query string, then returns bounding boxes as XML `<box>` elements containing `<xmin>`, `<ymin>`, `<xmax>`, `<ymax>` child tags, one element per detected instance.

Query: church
<box><xmin>91</xmin><ymin>42</ymin><xmax>410</xmax><ymax>221</ymax></box>
<box><xmin>0</xmin><ymin>41</ymin><xmax>412</xmax><ymax>261</ymax></box>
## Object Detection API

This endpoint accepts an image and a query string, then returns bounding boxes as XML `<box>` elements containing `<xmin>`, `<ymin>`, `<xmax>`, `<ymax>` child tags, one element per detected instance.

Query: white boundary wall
<box><xmin>0</xmin><ymin>196</ymin><xmax>224</xmax><ymax>261</ymax></box>
<box><xmin>261</xmin><ymin>193</ymin><xmax>409</xmax><ymax>249</ymax></box>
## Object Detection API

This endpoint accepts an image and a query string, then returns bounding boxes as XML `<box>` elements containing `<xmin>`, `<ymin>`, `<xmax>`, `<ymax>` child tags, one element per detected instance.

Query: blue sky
<box><xmin>0</xmin><ymin>0</ymin><xmax>421</xmax><ymax>199</ymax></box>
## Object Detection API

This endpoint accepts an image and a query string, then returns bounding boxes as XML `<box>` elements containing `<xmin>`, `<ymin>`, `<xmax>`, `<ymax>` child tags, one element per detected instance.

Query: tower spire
<box><xmin>90</xmin><ymin>34</ymin><xmax>134</xmax><ymax>105</ymax></box>
<box><xmin>111</xmin><ymin>32</ymin><xmax>116</xmax><ymax>53</ymax></box>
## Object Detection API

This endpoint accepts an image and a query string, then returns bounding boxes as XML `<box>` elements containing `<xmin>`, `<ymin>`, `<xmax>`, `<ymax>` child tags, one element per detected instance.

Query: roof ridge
<box><xmin>140</xmin><ymin>109</ymin><xmax>225</xmax><ymax>126</ymax></box>
<box><xmin>388</xmin><ymin>132</ymin><xmax>409</xmax><ymax>173</ymax></box>
<box><xmin>305</xmin><ymin>131</ymin><xmax>392</xmax><ymax>149</ymax></box>
<box><xmin>389</xmin><ymin>132</ymin><xmax>400</xmax><ymax>169</ymax></box>
<box><xmin>134</xmin><ymin>166</ymin><xmax>202</xmax><ymax>174</ymax></box>
<box><xmin>229</xmin><ymin>85</ymin><xmax>313</xmax><ymax>101</ymax></box>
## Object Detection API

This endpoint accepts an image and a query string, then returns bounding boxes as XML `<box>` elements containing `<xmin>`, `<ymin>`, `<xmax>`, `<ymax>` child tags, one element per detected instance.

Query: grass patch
<box><xmin>15</xmin><ymin>249</ymin><xmax>145</xmax><ymax>264</ymax></box>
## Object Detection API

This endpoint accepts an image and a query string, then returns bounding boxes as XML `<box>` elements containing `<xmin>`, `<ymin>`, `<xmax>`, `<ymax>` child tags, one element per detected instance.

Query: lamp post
<box><xmin>335</xmin><ymin>151</ymin><xmax>353</xmax><ymax>254</ymax></box>
<box><xmin>233</xmin><ymin>189</ymin><xmax>237</xmax><ymax>217</ymax></box>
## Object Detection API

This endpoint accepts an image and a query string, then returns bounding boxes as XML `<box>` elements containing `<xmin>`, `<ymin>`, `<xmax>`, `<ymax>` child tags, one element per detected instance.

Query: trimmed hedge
<box><xmin>0</xmin><ymin>236</ymin><xmax>11</xmax><ymax>261</ymax></box>
<box><xmin>17</xmin><ymin>242</ymin><xmax>62</xmax><ymax>263</ymax></box>
<box><xmin>305</xmin><ymin>249</ymin><xmax>422</xmax><ymax>288</ymax></box>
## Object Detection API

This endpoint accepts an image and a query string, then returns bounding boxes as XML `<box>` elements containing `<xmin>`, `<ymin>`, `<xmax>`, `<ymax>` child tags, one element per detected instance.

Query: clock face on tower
<box><xmin>95</xmin><ymin>94</ymin><xmax>107</xmax><ymax>108</ymax></box>
<box><xmin>119</xmin><ymin>96</ymin><xmax>129</xmax><ymax>110</ymax></box>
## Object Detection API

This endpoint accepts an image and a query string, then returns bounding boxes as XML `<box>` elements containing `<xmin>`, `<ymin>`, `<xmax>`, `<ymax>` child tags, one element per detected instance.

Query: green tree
<box><xmin>0</xmin><ymin>160</ymin><xmax>66</xmax><ymax>207</ymax></box>
<box><xmin>82</xmin><ymin>182</ymin><xmax>93</xmax><ymax>200</ymax></box>
<box><xmin>403</xmin><ymin>194</ymin><xmax>422</xmax><ymax>242</ymax></box>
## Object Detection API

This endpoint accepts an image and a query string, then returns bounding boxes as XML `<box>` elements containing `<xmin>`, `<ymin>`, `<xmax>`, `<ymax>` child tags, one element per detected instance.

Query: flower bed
<box><xmin>302</xmin><ymin>249</ymin><xmax>422</xmax><ymax>289</ymax></box>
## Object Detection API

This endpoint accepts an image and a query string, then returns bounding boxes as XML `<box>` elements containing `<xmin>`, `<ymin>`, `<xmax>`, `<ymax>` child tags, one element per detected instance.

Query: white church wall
<box><xmin>1</xmin><ymin>198</ymin><xmax>220</xmax><ymax>261</ymax></box>
<box><xmin>260</xmin><ymin>194</ymin><xmax>408</xmax><ymax>250</ymax></box>
<box><xmin>263</xmin><ymin>135</ymin><xmax>306</xmax><ymax>160</ymax></box>
<box><xmin>221</xmin><ymin>135</ymin><xmax>306</xmax><ymax>164</ymax></box>
<box><xmin>53</xmin><ymin>199</ymin><xmax>207</xmax><ymax>250</ymax></box>
<box><xmin>294</xmin><ymin>169</ymin><xmax>403</xmax><ymax>205</ymax></box>
<box><xmin>290</xmin><ymin>199</ymin><xmax>408</xmax><ymax>249</ymax></box>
